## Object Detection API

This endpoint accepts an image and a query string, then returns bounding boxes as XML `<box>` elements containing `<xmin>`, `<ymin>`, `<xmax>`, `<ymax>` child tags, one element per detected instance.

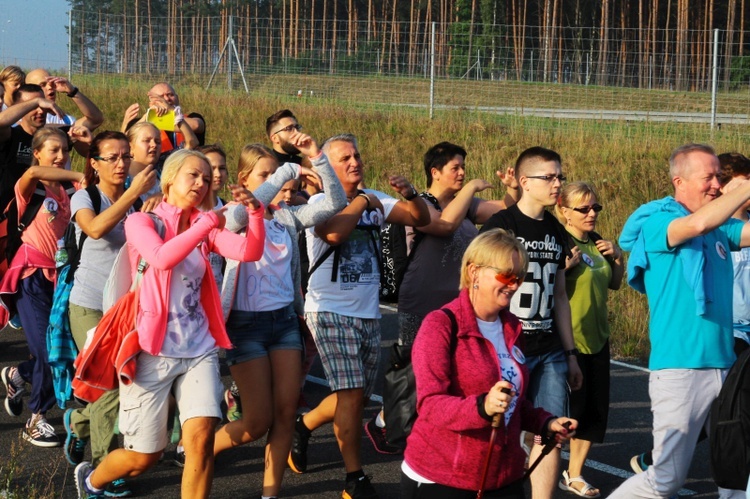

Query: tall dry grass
<box><xmin>63</xmin><ymin>77</ymin><xmax>750</xmax><ymax>360</ymax></box>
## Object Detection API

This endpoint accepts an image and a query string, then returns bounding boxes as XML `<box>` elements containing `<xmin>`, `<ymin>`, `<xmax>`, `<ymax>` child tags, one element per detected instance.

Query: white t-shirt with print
<box><xmin>477</xmin><ymin>317</ymin><xmax>524</xmax><ymax>426</ymax></box>
<box><xmin>234</xmin><ymin>217</ymin><xmax>295</xmax><ymax>312</ymax></box>
<box><xmin>160</xmin><ymin>247</ymin><xmax>215</xmax><ymax>358</ymax></box>
<box><xmin>304</xmin><ymin>189</ymin><xmax>397</xmax><ymax>319</ymax></box>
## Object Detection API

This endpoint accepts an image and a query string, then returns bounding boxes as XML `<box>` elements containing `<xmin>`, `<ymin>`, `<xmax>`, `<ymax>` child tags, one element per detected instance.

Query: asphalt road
<box><xmin>0</xmin><ymin>304</ymin><xmax>721</xmax><ymax>498</ymax></box>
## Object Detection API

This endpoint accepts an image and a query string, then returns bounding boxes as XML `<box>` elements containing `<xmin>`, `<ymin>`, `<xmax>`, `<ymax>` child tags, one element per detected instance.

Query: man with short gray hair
<box><xmin>614</xmin><ymin>143</ymin><xmax>750</xmax><ymax>498</ymax></box>
<box><xmin>288</xmin><ymin>134</ymin><xmax>429</xmax><ymax>499</ymax></box>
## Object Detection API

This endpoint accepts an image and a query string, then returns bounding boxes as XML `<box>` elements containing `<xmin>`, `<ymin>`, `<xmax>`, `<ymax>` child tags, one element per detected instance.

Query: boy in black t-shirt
<box><xmin>479</xmin><ymin>147</ymin><xmax>582</xmax><ymax>498</ymax></box>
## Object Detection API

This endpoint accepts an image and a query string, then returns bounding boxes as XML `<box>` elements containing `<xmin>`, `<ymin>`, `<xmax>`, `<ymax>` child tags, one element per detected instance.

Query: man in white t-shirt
<box><xmin>289</xmin><ymin>133</ymin><xmax>429</xmax><ymax>498</ymax></box>
<box><xmin>25</xmin><ymin>68</ymin><xmax>103</xmax><ymax>132</ymax></box>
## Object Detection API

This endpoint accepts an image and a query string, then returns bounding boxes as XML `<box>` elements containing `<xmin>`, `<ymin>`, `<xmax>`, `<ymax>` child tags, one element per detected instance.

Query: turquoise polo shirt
<box><xmin>641</xmin><ymin>211</ymin><xmax>743</xmax><ymax>370</ymax></box>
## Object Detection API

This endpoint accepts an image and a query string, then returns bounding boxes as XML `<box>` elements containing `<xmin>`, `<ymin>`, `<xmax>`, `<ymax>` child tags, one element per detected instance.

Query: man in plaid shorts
<box><xmin>289</xmin><ymin>133</ymin><xmax>428</xmax><ymax>499</ymax></box>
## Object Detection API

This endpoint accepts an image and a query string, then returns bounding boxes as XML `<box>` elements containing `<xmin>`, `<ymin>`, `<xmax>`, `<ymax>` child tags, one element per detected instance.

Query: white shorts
<box><xmin>118</xmin><ymin>349</ymin><xmax>223</xmax><ymax>454</ymax></box>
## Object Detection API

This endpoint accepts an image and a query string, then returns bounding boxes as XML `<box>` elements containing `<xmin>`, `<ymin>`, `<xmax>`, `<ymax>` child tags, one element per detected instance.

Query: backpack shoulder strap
<box><xmin>18</xmin><ymin>186</ymin><xmax>49</xmax><ymax>231</ymax></box>
<box><xmin>441</xmin><ymin>308</ymin><xmax>459</xmax><ymax>354</ymax></box>
<box><xmin>308</xmin><ymin>245</ymin><xmax>336</xmax><ymax>279</ymax></box>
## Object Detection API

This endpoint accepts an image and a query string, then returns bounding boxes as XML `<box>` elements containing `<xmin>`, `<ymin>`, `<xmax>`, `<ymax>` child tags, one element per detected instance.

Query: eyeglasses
<box><xmin>526</xmin><ymin>174</ymin><xmax>567</xmax><ymax>182</ymax></box>
<box><xmin>93</xmin><ymin>154</ymin><xmax>134</xmax><ymax>164</ymax></box>
<box><xmin>272</xmin><ymin>123</ymin><xmax>302</xmax><ymax>135</ymax></box>
<box><xmin>478</xmin><ymin>265</ymin><xmax>525</xmax><ymax>286</ymax></box>
<box><xmin>570</xmin><ymin>203</ymin><xmax>603</xmax><ymax>214</ymax></box>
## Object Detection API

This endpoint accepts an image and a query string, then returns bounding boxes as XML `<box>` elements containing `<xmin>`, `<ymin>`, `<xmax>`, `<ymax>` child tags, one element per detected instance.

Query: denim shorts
<box><xmin>525</xmin><ymin>348</ymin><xmax>569</xmax><ymax>418</ymax></box>
<box><xmin>224</xmin><ymin>304</ymin><xmax>302</xmax><ymax>366</ymax></box>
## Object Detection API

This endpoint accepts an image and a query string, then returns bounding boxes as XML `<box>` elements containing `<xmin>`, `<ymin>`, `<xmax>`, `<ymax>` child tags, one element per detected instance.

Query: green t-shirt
<box><xmin>565</xmin><ymin>236</ymin><xmax>612</xmax><ymax>354</ymax></box>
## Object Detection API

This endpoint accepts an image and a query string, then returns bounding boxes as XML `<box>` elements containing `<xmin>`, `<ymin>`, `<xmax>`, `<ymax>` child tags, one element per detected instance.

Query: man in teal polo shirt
<box><xmin>612</xmin><ymin>143</ymin><xmax>750</xmax><ymax>498</ymax></box>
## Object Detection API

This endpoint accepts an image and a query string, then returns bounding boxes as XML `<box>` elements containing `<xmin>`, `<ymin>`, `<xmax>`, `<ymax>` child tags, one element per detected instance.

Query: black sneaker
<box><xmin>172</xmin><ymin>448</ymin><xmax>186</xmax><ymax>468</ymax></box>
<box><xmin>64</xmin><ymin>408</ymin><xmax>88</xmax><ymax>465</ymax></box>
<box><xmin>288</xmin><ymin>414</ymin><xmax>310</xmax><ymax>473</ymax></box>
<box><xmin>342</xmin><ymin>474</ymin><xmax>378</xmax><ymax>499</ymax></box>
<box><xmin>75</xmin><ymin>461</ymin><xmax>103</xmax><ymax>498</ymax></box>
<box><xmin>2</xmin><ymin>366</ymin><xmax>24</xmax><ymax>417</ymax></box>
<box><xmin>364</xmin><ymin>415</ymin><xmax>402</xmax><ymax>455</ymax></box>
<box><xmin>23</xmin><ymin>414</ymin><xmax>61</xmax><ymax>447</ymax></box>
<box><xmin>104</xmin><ymin>478</ymin><xmax>132</xmax><ymax>498</ymax></box>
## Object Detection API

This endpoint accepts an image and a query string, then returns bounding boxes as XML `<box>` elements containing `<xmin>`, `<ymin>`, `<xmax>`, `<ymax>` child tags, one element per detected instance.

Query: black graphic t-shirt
<box><xmin>480</xmin><ymin>204</ymin><xmax>569</xmax><ymax>355</ymax></box>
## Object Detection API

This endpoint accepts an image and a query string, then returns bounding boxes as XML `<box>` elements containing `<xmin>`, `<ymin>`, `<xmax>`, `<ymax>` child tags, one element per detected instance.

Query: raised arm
<box><xmin>50</xmin><ymin>77</ymin><xmax>104</xmax><ymax>131</ymax></box>
<box><xmin>384</xmin><ymin>175</ymin><xmax>430</xmax><ymax>227</ymax></box>
<box><xmin>75</xmin><ymin>167</ymin><xmax>157</xmax><ymax>239</ymax></box>
<box><xmin>0</xmin><ymin>98</ymin><xmax>63</xmax><ymax>142</ymax></box>
<box><xmin>419</xmin><ymin>179</ymin><xmax>489</xmax><ymax>237</ymax></box>
<box><xmin>474</xmin><ymin>168</ymin><xmax>520</xmax><ymax>224</ymax></box>
<box><xmin>16</xmin><ymin>167</ymin><xmax>83</xmax><ymax>201</ymax></box>
<box><xmin>285</xmin><ymin>152</ymin><xmax>347</xmax><ymax>230</ymax></box>
<box><xmin>174</xmin><ymin>108</ymin><xmax>199</xmax><ymax>149</ymax></box>
<box><xmin>669</xmin><ymin>176</ymin><xmax>750</xmax><ymax>248</ymax></box>
<box><xmin>125</xmin><ymin>210</ymin><xmax>221</xmax><ymax>270</ymax></box>
<box><xmin>209</xmin><ymin>204</ymin><xmax>266</xmax><ymax>262</ymax></box>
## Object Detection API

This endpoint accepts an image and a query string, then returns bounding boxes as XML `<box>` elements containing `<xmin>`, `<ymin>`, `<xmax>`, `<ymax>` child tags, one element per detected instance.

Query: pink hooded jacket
<box><xmin>125</xmin><ymin>201</ymin><xmax>264</xmax><ymax>355</ymax></box>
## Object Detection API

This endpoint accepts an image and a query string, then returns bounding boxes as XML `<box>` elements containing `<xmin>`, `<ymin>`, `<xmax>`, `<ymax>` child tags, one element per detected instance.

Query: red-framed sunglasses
<box><xmin>478</xmin><ymin>265</ymin><xmax>525</xmax><ymax>286</ymax></box>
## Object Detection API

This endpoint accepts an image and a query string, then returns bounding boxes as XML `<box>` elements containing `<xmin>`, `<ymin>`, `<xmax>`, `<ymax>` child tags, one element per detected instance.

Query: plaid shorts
<box><xmin>305</xmin><ymin>311</ymin><xmax>380</xmax><ymax>397</ymax></box>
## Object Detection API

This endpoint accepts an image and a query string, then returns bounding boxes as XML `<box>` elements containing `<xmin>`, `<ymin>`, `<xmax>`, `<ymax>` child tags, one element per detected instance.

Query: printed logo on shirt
<box><xmin>42</xmin><ymin>197</ymin><xmax>59</xmax><ymax>223</ymax></box>
<box><xmin>361</xmin><ymin>208</ymin><xmax>383</xmax><ymax>227</ymax></box>
<box><xmin>716</xmin><ymin>241</ymin><xmax>727</xmax><ymax>260</ymax></box>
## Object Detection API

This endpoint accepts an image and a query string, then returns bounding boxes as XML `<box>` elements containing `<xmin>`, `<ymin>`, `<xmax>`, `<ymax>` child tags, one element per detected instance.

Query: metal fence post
<box><xmin>68</xmin><ymin>10</ymin><xmax>73</xmax><ymax>79</ymax></box>
<box><xmin>711</xmin><ymin>28</ymin><xmax>719</xmax><ymax>130</ymax></box>
<box><xmin>430</xmin><ymin>22</ymin><xmax>435</xmax><ymax>120</ymax></box>
<box><xmin>228</xmin><ymin>15</ymin><xmax>234</xmax><ymax>90</ymax></box>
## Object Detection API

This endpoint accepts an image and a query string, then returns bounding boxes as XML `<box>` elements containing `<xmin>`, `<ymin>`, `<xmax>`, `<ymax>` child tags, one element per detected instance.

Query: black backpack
<box><xmin>378</xmin><ymin>192</ymin><xmax>440</xmax><ymax>303</ymax></box>
<box><xmin>383</xmin><ymin>307</ymin><xmax>458</xmax><ymax>450</ymax></box>
<box><xmin>4</xmin><ymin>181</ymin><xmax>77</xmax><ymax>265</ymax></box>
<box><xmin>59</xmin><ymin>186</ymin><xmax>143</xmax><ymax>284</ymax></box>
<box><xmin>709</xmin><ymin>348</ymin><xmax>750</xmax><ymax>490</ymax></box>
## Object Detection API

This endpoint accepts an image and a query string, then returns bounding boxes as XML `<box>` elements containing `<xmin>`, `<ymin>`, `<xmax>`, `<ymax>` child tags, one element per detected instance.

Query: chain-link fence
<box><xmin>67</xmin><ymin>8</ymin><xmax>750</xmax><ymax>125</ymax></box>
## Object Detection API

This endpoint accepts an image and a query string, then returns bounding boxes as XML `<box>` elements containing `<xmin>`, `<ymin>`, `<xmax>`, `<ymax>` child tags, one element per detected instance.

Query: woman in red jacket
<box><xmin>402</xmin><ymin>229</ymin><xmax>577</xmax><ymax>498</ymax></box>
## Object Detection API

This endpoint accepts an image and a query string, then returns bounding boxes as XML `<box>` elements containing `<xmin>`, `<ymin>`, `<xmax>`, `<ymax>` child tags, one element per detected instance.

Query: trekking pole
<box><xmin>476</xmin><ymin>413</ymin><xmax>502</xmax><ymax>499</ymax></box>
<box><xmin>523</xmin><ymin>421</ymin><xmax>572</xmax><ymax>479</ymax></box>
<box><xmin>477</xmin><ymin>385</ymin><xmax>513</xmax><ymax>499</ymax></box>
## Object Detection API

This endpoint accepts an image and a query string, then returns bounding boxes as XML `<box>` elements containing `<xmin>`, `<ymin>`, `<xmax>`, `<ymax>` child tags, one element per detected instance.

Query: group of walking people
<box><xmin>0</xmin><ymin>67</ymin><xmax>746</xmax><ymax>499</ymax></box>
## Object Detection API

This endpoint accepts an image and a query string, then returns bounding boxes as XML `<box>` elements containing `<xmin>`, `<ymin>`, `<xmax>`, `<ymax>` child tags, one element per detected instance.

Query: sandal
<box><xmin>558</xmin><ymin>470</ymin><xmax>601</xmax><ymax>498</ymax></box>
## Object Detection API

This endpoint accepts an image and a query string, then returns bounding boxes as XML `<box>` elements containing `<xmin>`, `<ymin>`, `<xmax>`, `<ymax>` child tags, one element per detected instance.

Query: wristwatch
<box><xmin>564</xmin><ymin>348</ymin><xmax>580</xmax><ymax>357</ymax></box>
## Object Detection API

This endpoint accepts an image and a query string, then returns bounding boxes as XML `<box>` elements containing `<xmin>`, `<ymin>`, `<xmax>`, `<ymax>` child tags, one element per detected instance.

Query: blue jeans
<box><xmin>224</xmin><ymin>304</ymin><xmax>302</xmax><ymax>365</ymax></box>
<box><xmin>524</xmin><ymin>348</ymin><xmax>569</xmax><ymax>418</ymax></box>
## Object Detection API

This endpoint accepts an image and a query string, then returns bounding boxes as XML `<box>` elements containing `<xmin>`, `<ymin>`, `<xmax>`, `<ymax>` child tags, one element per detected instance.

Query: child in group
<box><xmin>1</xmin><ymin>126</ymin><xmax>86</xmax><ymax>447</ymax></box>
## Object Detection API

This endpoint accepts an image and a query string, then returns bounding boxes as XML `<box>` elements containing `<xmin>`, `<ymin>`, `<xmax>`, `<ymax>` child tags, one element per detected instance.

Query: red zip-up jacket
<box><xmin>404</xmin><ymin>289</ymin><xmax>553</xmax><ymax>491</ymax></box>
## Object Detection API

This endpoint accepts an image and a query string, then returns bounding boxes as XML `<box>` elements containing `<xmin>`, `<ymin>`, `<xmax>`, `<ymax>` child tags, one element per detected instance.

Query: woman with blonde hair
<box><xmin>402</xmin><ymin>228</ymin><xmax>577</xmax><ymax>498</ymax></box>
<box><xmin>74</xmin><ymin>149</ymin><xmax>265</xmax><ymax>499</ymax></box>
<box><xmin>0</xmin><ymin>65</ymin><xmax>25</xmax><ymax>110</ymax></box>
<box><xmin>213</xmin><ymin>132</ymin><xmax>345</xmax><ymax>499</ymax></box>
<box><xmin>554</xmin><ymin>182</ymin><xmax>624</xmax><ymax>498</ymax></box>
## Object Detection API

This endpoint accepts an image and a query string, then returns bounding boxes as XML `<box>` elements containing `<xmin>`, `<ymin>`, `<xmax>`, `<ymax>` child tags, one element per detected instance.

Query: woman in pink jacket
<box><xmin>74</xmin><ymin>149</ymin><xmax>265</xmax><ymax>499</ymax></box>
<box><xmin>402</xmin><ymin>229</ymin><xmax>577</xmax><ymax>499</ymax></box>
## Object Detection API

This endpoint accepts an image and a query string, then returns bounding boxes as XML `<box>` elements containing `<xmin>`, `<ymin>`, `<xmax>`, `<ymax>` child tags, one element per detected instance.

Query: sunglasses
<box><xmin>478</xmin><ymin>265</ymin><xmax>524</xmax><ymax>286</ymax></box>
<box><xmin>570</xmin><ymin>203</ymin><xmax>603</xmax><ymax>214</ymax></box>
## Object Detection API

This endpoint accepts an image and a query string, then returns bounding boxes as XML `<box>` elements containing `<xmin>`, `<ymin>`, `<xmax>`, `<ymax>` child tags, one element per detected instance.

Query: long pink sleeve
<box><xmin>125</xmin><ymin>211</ymin><xmax>218</xmax><ymax>270</ymax></box>
<box><xmin>208</xmin><ymin>205</ymin><xmax>265</xmax><ymax>262</ymax></box>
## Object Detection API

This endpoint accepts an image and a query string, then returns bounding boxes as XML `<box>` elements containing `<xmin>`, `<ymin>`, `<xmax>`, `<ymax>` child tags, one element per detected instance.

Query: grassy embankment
<box><xmin>65</xmin><ymin>74</ymin><xmax>750</xmax><ymax>361</ymax></box>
